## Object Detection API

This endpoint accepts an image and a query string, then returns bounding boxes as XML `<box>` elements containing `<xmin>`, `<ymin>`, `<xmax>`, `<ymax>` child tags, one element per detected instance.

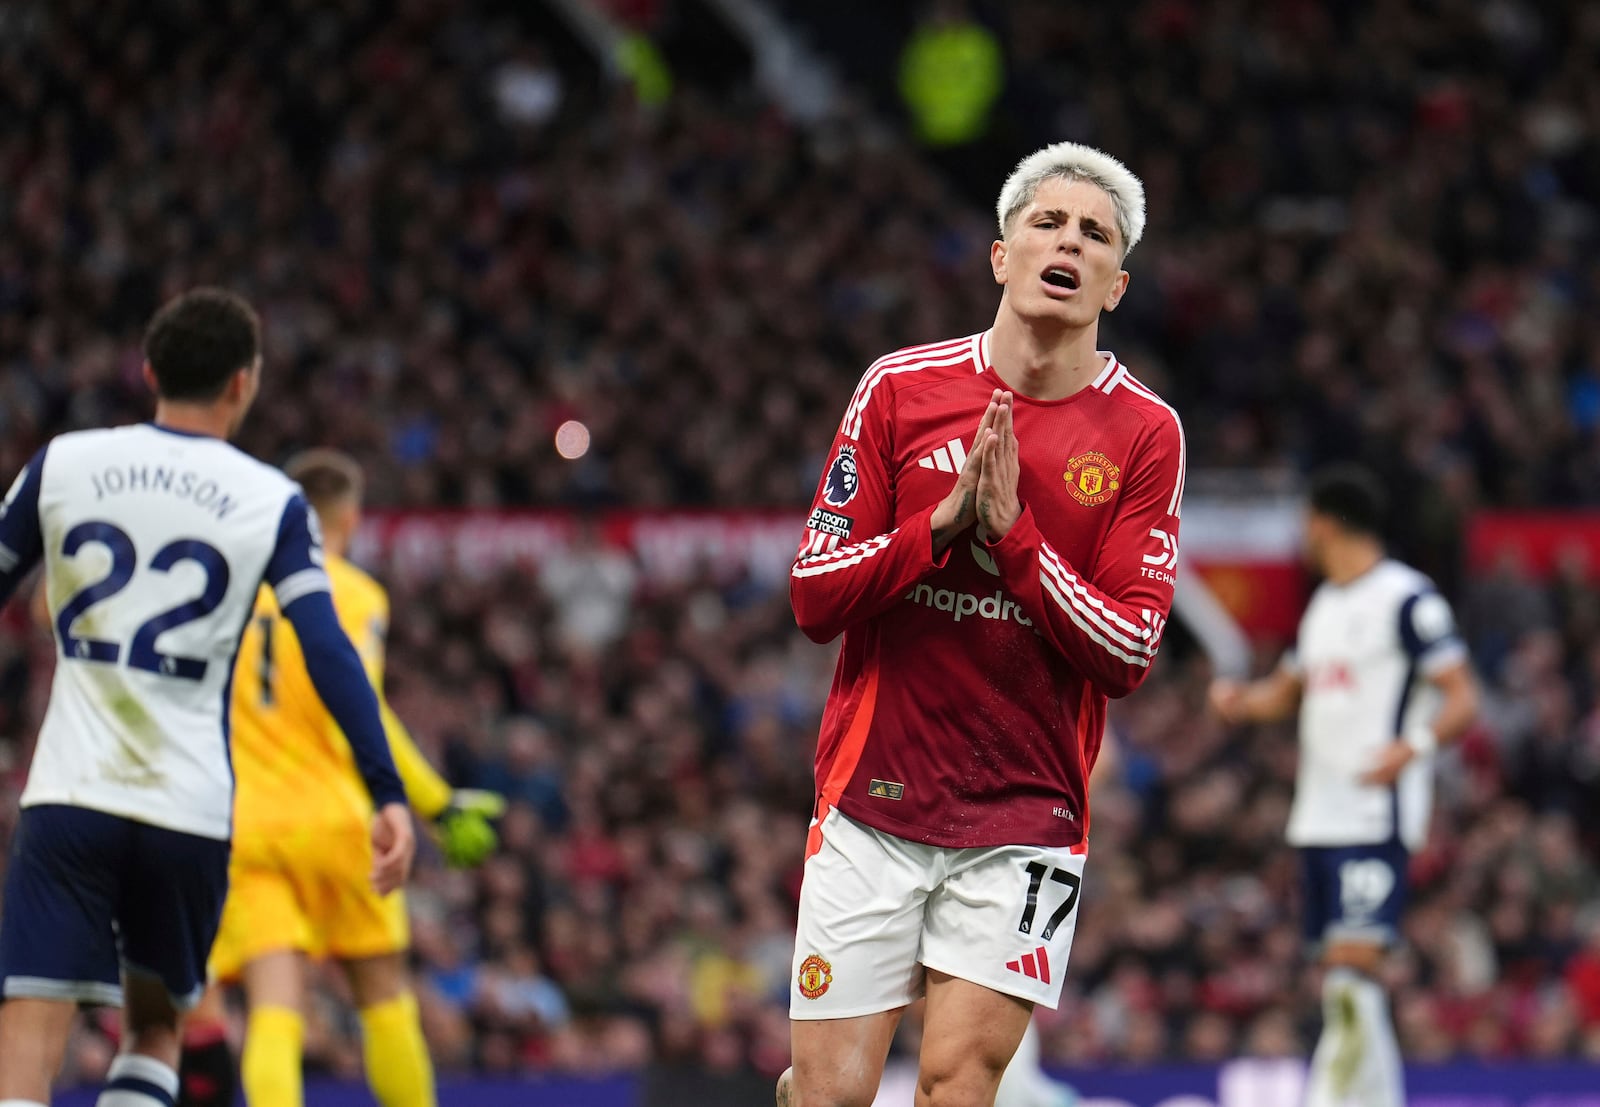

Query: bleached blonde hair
<box><xmin>996</xmin><ymin>141</ymin><xmax>1147</xmax><ymax>258</ymax></box>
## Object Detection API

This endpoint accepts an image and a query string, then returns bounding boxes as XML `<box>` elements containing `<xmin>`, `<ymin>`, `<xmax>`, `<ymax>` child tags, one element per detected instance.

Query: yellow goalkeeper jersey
<box><xmin>229</xmin><ymin>555</ymin><xmax>451</xmax><ymax>838</ymax></box>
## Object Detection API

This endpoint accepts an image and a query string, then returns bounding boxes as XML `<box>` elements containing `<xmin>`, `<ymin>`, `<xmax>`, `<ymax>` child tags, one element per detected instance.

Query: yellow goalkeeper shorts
<box><xmin>208</xmin><ymin>821</ymin><xmax>408</xmax><ymax>981</ymax></box>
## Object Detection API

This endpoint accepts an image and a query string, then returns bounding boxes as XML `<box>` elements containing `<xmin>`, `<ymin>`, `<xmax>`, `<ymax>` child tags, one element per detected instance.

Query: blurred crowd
<box><xmin>3</xmin><ymin>0</ymin><xmax>1600</xmax><ymax>1083</ymax></box>
<box><xmin>0</xmin><ymin>0</ymin><xmax>998</xmax><ymax>512</ymax></box>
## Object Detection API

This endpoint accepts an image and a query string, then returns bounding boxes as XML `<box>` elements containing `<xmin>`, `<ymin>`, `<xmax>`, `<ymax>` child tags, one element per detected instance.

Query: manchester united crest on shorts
<box><xmin>1063</xmin><ymin>451</ymin><xmax>1122</xmax><ymax>507</ymax></box>
<box><xmin>797</xmin><ymin>952</ymin><xmax>833</xmax><ymax>999</ymax></box>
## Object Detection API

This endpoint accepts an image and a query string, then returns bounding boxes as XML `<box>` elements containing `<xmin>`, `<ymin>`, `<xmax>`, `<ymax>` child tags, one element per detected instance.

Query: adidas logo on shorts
<box><xmin>1005</xmin><ymin>945</ymin><xmax>1051</xmax><ymax>984</ymax></box>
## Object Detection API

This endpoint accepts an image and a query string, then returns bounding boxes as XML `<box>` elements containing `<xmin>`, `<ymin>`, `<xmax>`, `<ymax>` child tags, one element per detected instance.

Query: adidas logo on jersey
<box><xmin>1005</xmin><ymin>945</ymin><xmax>1051</xmax><ymax>984</ymax></box>
<box><xmin>904</xmin><ymin>583</ymin><xmax>1033</xmax><ymax>626</ymax></box>
<box><xmin>916</xmin><ymin>437</ymin><xmax>968</xmax><ymax>474</ymax></box>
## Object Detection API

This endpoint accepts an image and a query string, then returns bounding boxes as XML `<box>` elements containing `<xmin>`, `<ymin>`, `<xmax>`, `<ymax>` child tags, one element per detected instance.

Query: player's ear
<box><xmin>1103</xmin><ymin>270</ymin><xmax>1130</xmax><ymax>312</ymax></box>
<box><xmin>991</xmin><ymin>239</ymin><xmax>1008</xmax><ymax>285</ymax></box>
<box><xmin>230</xmin><ymin>358</ymin><xmax>260</xmax><ymax>405</ymax></box>
<box><xmin>141</xmin><ymin>361</ymin><xmax>159</xmax><ymax>395</ymax></box>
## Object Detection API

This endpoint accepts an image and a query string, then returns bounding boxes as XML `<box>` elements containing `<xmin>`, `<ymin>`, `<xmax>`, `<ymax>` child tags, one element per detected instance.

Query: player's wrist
<box><xmin>1401</xmin><ymin>723</ymin><xmax>1438</xmax><ymax>758</ymax></box>
<box><xmin>979</xmin><ymin>501</ymin><xmax>1026</xmax><ymax>545</ymax></box>
<box><xmin>371</xmin><ymin>786</ymin><xmax>409</xmax><ymax>811</ymax></box>
<box><xmin>932</xmin><ymin>487</ymin><xmax>972</xmax><ymax>528</ymax></box>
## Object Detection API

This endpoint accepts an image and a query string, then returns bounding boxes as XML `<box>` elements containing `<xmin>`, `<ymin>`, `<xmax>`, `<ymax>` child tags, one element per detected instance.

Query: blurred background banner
<box><xmin>1470</xmin><ymin>514</ymin><xmax>1600</xmax><ymax>579</ymax></box>
<box><xmin>352</xmin><ymin>495</ymin><xmax>1306</xmax><ymax>636</ymax></box>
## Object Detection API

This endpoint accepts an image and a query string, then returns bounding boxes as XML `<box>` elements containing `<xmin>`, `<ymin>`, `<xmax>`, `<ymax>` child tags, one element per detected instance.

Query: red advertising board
<box><xmin>1467</xmin><ymin>512</ymin><xmax>1600</xmax><ymax>577</ymax></box>
<box><xmin>354</xmin><ymin>503</ymin><xmax>1309</xmax><ymax>639</ymax></box>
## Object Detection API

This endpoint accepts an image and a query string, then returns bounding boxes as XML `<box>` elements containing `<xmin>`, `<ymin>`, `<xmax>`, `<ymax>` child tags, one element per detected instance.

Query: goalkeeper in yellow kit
<box><xmin>181</xmin><ymin>450</ymin><xmax>503</xmax><ymax>1107</ymax></box>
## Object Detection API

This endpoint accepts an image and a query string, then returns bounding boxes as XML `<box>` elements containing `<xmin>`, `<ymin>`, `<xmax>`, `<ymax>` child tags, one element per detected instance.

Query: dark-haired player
<box><xmin>0</xmin><ymin>289</ymin><xmax>413</xmax><ymax>1107</ymax></box>
<box><xmin>1210</xmin><ymin>465</ymin><xmax>1479</xmax><ymax>1107</ymax></box>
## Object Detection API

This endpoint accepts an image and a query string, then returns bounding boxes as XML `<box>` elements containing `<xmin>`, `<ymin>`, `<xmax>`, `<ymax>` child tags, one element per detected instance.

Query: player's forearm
<box><xmin>988</xmin><ymin>508</ymin><xmax>1167</xmax><ymax>698</ymax></box>
<box><xmin>1239</xmin><ymin>675</ymin><xmax>1301</xmax><ymax>723</ymax></box>
<box><xmin>929</xmin><ymin>492</ymin><xmax>974</xmax><ymax>556</ymax></box>
<box><xmin>1428</xmin><ymin>668</ymin><xmax>1480</xmax><ymax>746</ymax></box>
<box><xmin>791</xmin><ymin>505</ymin><xmax>949</xmax><ymax>643</ymax></box>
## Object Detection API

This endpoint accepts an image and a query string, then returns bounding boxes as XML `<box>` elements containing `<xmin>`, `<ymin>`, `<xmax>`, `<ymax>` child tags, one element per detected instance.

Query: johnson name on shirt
<box><xmin>89</xmin><ymin>464</ymin><xmax>239</xmax><ymax>521</ymax></box>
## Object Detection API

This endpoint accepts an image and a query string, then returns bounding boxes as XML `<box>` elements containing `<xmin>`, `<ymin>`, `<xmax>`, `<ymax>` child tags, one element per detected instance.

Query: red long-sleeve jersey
<box><xmin>793</xmin><ymin>330</ymin><xmax>1185</xmax><ymax>850</ymax></box>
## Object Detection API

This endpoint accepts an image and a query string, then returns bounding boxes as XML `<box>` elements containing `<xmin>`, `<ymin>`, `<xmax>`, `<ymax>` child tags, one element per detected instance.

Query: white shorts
<box><xmin>790</xmin><ymin>808</ymin><xmax>1087</xmax><ymax>1019</ymax></box>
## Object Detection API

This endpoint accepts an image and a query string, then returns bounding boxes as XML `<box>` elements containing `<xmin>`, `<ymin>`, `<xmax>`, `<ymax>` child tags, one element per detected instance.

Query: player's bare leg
<box><xmin>183</xmin><ymin>982</ymin><xmax>227</xmax><ymax>1033</ymax></box>
<box><xmin>341</xmin><ymin>953</ymin><xmax>436</xmax><ymax>1107</ymax></box>
<box><xmin>240</xmin><ymin>950</ymin><xmax>307</xmax><ymax>1107</ymax></box>
<box><xmin>120</xmin><ymin>967</ymin><xmax>184</xmax><ymax>1065</ymax></box>
<box><xmin>789</xmin><ymin>1007</ymin><xmax>905</xmax><ymax>1107</ymax></box>
<box><xmin>1322</xmin><ymin>938</ymin><xmax>1383</xmax><ymax>976</ymax></box>
<box><xmin>0</xmin><ymin>996</ymin><xmax>76</xmax><ymax>1102</ymax></box>
<box><xmin>915</xmin><ymin>970</ymin><xmax>1032</xmax><ymax>1107</ymax></box>
<box><xmin>240</xmin><ymin>950</ymin><xmax>304</xmax><ymax>1018</ymax></box>
<box><xmin>74</xmin><ymin>969</ymin><xmax>187</xmax><ymax>1107</ymax></box>
<box><xmin>341</xmin><ymin>952</ymin><xmax>407</xmax><ymax>1008</ymax></box>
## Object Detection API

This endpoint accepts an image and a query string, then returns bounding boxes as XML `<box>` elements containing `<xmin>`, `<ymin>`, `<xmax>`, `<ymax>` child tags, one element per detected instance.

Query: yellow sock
<box><xmin>358</xmin><ymin>992</ymin><xmax>436</xmax><ymax>1107</ymax></box>
<box><xmin>241</xmin><ymin>1005</ymin><xmax>304</xmax><ymax>1107</ymax></box>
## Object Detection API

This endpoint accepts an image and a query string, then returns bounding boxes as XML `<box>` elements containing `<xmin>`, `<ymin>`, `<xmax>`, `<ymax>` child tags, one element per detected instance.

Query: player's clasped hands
<box><xmin>370</xmin><ymin>801</ymin><xmax>417</xmax><ymax>894</ymax></box>
<box><xmin>976</xmin><ymin>393</ymin><xmax>1022</xmax><ymax>540</ymax></box>
<box><xmin>931</xmin><ymin>389</ymin><xmax>1023</xmax><ymax>549</ymax></box>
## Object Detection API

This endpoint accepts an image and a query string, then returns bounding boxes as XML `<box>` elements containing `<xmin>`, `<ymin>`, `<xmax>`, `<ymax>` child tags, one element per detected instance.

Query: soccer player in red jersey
<box><xmin>779</xmin><ymin>142</ymin><xmax>1186</xmax><ymax>1107</ymax></box>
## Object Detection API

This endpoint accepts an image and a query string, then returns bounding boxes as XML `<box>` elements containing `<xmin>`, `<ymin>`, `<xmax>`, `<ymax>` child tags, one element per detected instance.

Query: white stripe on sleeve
<box><xmin>792</xmin><ymin>533</ymin><xmax>895</xmax><ymax>579</ymax></box>
<box><xmin>1037</xmin><ymin>544</ymin><xmax>1162</xmax><ymax>664</ymax></box>
<box><xmin>1038</xmin><ymin>573</ymin><xmax>1152</xmax><ymax>668</ymax></box>
<box><xmin>272</xmin><ymin>567</ymin><xmax>333</xmax><ymax>608</ymax></box>
<box><xmin>1039</xmin><ymin>545</ymin><xmax>1152</xmax><ymax>647</ymax></box>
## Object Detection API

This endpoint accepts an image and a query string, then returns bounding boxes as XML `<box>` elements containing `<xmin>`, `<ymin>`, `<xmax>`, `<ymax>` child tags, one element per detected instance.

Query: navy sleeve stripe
<box><xmin>1397</xmin><ymin>593</ymin><xmax>1426</xmax><ymax>660</ymax></box>
<box><xmin>262</xmin><ymin>493</ymin><xmax>325</xmax><ymax>593</ymax></box>
<box><xmin>0</xmin><ymin>445</ymin><xmax>49</xmax><ymax>606</ymax></box>
<box><xmin>1398</xmin><ymin>589</ymin><xmax>1463</xmax><ymax>662</ymax></box>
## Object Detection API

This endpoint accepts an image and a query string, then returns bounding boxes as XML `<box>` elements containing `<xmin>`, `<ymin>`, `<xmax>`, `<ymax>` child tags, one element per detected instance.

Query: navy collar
<box><xmin>144</xmin><ymin>421</ymin><xmax>216</xmax><ymax>440</ymax></box>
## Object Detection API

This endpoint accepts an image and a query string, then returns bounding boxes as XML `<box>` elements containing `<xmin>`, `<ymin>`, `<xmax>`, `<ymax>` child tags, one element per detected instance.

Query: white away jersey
<box><xmin>1284</xmin><ymin>559</ymin><xmax>1467</xmax><ymax>851</ymax></box>
<box><xmin>0</xmin><ymin>424</ymin><xmax>332</xmax><ymax>840</ymax></box>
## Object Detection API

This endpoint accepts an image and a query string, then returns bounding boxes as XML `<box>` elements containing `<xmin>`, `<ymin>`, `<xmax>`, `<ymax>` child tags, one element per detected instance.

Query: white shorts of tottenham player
<box><xmin>791</xmin><ymin>808</ymin><xmax>1087</xmax><ymax>1018</ymax></box>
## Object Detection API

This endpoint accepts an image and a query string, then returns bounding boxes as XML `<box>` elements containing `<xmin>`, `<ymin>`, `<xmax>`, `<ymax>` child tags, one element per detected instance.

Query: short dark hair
<box><xmin>286</xmin><ymin>449</ymin><xmax>364</xmax><ymax>514</ymax></box>
<box><xmin>1308</xmin><ymin>464</ymin><xmax>1387</xmax><ymax>538</ymax></box>
<box><xmin>143</xmin><ymin>288</ymin><xmax>261</xmax><ymax>401</ymax></box>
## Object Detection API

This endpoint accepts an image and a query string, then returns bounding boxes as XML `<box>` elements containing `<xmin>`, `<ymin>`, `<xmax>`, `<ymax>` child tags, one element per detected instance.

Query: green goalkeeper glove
<box><xmin>434</xmin><ymin>789</ymin><xmax>507</xmax><ymax>868</ymax></box>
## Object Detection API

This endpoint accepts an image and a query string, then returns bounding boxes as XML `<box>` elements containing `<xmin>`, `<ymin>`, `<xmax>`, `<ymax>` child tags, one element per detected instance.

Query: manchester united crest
<box><xmin>1063</xmin><ymin>451</ymin><xmax>1122</xmax><ymax>507</ymax></box>
<box><xmin>797</xmin><ymin>953</ymin><xmax>833</xmax><ymax>999</ymax></box>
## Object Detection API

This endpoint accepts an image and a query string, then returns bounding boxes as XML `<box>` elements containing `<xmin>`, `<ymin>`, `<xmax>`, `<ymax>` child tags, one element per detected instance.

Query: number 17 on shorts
<box><xmin>791</xmin><ymin>810</ymin><xmax>1088</xmax><ymax>1017</ymax></box>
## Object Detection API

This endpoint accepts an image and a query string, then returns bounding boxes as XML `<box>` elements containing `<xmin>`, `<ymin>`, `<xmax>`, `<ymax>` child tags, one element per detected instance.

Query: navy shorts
<box><xmin>0</xmin><ymin>804</ymin><xmax>230</xmax><ymax>1009</ymax></box>
<box><xmin>1299</xmin><ymin>841</ymin><xmax>1409</xmax><ymax>947</ymax></box>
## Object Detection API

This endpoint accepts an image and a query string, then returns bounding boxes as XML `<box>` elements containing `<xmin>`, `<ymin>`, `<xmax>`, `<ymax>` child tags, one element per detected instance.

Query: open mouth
<box><xmin>1042</xmin><ymin>267</ymin><xmax>1079</xmax><ymax>292</ymax></box>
